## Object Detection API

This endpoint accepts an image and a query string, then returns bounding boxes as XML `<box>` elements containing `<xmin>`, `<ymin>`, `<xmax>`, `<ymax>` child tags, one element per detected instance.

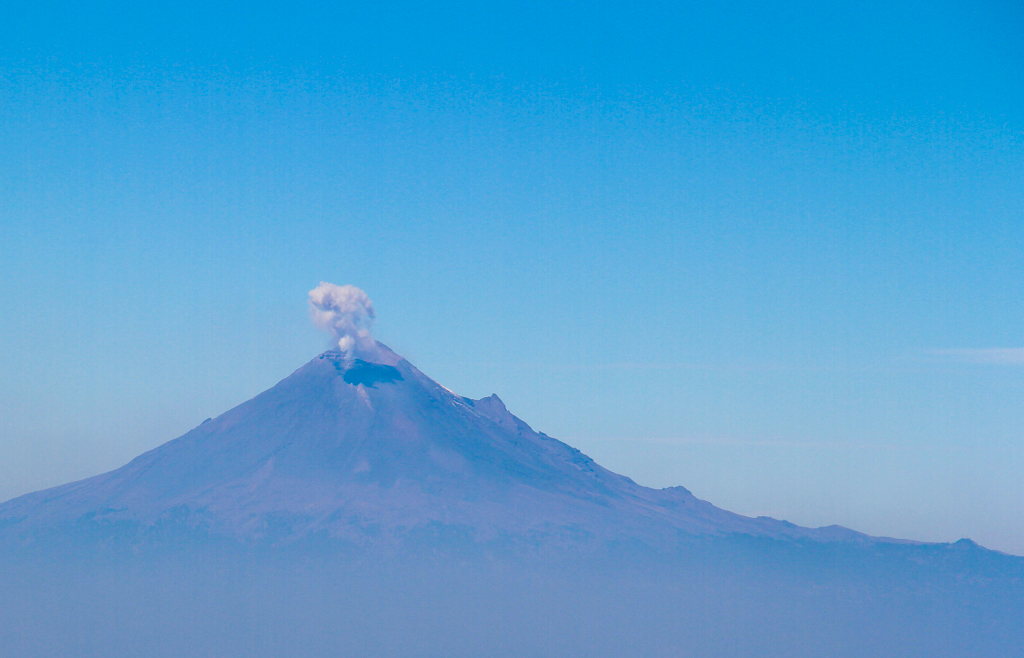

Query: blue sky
<box><xmin>2</xmin><ymin>0</ymin><xmax>1023</xmax><ymax>552</ymax></box>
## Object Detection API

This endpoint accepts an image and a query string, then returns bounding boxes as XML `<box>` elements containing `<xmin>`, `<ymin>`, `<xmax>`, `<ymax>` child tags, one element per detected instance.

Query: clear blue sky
<box><xmin>2</xmin><ymin>0</ymin><xmax>1023</xmax><ymax>552</ymax></box>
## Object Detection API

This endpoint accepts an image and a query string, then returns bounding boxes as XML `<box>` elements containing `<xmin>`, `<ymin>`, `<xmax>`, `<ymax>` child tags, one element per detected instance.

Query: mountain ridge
<box><xmin>0</xmin><ymin>343</ymin><xmax>961</xmax><ymax>552</ymax></box>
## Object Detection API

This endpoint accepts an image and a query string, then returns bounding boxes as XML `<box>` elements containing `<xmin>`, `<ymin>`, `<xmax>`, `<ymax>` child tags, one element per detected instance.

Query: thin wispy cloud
<box><xmin>929</xmin><ymin>348</ymin><xmax>1024</xmax><ymax>365</ymax></box>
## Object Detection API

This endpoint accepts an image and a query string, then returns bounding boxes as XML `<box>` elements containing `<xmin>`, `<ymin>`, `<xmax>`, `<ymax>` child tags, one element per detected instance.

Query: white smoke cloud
<box><xmin>308</xmin><ymin>283</ymin><xmax>377</xmax><ymax>354</ymax></box>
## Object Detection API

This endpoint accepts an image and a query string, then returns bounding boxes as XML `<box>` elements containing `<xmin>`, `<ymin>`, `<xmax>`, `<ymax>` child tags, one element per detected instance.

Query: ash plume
<box><xmin>308</xmin><ymin>282</ymin><xmax>376</xmax><ymax>354</ymax></box>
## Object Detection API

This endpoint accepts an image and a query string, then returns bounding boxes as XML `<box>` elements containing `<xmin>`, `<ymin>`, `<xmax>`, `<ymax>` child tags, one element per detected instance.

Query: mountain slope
<box><xmin>0</xmin><ymin>344</ymin><xmax>918</xmax><ymax>549</ymax></box>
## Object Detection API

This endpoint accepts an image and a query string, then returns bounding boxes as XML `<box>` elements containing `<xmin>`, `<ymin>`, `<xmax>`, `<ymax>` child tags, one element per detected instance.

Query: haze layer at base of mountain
<box><xmin>2</xmin><ymin>540</ymin><xmax>1022</xmax><ymax>658</ymax></box>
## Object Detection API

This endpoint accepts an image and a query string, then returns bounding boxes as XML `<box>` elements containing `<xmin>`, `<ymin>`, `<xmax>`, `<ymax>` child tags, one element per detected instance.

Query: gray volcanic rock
<box><xmin>0</xmin><ymin>344</ymin><xmax>934</xmax><ymax>550</ymax></box>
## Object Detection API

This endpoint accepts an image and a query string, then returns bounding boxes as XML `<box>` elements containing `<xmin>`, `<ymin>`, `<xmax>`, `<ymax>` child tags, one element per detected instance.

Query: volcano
<box><xmin>3</xmin><ymin>343</ymin><xmax>1023</xmax><ymax>658</ymax></box>
<box><xmin>2</xmin><ymin>342</ymin><xmax>877</xmax><ymax>550</ymax></box>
